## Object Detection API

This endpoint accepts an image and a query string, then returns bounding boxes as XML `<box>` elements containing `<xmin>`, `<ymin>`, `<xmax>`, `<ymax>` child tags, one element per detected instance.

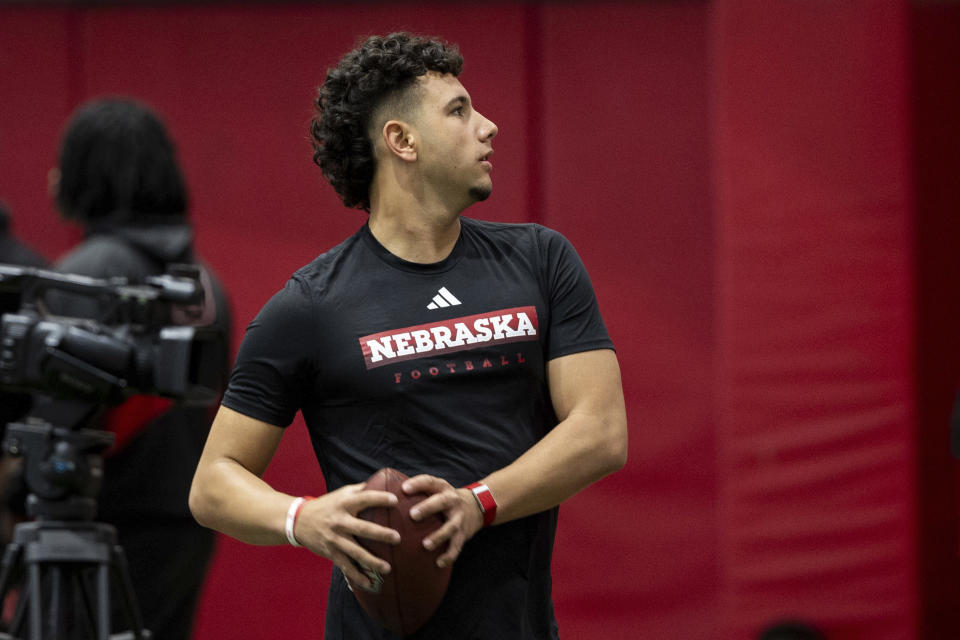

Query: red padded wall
<box><xmin>0</xmin><ymin>8</ymin><xmax>80</xmax><ymax>255</ymax></box>
<box><xmin>542</xmin><ymin>4</ymin><xmax>716</xmax><ymax>639</ymax></box>
<box><xmin>712</xmin><ymin>2</ymin><xmax>917</xmax><ymax>638</ymax></box>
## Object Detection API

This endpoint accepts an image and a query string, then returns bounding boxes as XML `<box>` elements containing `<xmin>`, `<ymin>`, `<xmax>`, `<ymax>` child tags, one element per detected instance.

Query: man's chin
<box><xmin>468</xmin><ymin>185</ymin><xmax>492</xmax><ymax>202</ymax></box>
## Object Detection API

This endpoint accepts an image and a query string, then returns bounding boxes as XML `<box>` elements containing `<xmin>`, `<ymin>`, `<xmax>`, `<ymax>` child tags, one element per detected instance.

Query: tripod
<box><xmin>0</xmin><ymin>399</ymin><xmax>151</xmax><ymax>639</ymax></box>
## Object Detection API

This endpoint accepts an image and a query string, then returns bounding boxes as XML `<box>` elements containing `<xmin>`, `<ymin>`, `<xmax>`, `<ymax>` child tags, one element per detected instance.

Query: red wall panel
<box><xmin>0</xmin><ymin>8</ymin><xmax>80</xmax><ymax>259</ymax></box>
<box><xmin>542</xmin><ymin>4</ymin><xmax>716</xmax><ymax>639</ymax></box>
<box><xmin>712</xmin><ymin>2</ymin><xmax>917</xmax><ymax>638</ymax></box>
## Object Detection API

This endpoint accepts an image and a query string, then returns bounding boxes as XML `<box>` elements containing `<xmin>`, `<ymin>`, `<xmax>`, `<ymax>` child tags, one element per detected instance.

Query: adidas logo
<box><xmin>427</xmin><ymin>287</ymin><xmax>461</xmax><ymax>310</ymax></box>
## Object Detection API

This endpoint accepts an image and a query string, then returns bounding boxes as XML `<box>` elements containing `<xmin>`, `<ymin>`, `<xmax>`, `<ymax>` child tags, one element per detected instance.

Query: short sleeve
<box><xmin>221</xmin><ymin>276</ymin><xmax>317</xmax><ymax>427</ymax></box>
<box><xmin>536</xmin><ymin>226</ymin><xmax>614</xmax><ymax>360</ymax></box>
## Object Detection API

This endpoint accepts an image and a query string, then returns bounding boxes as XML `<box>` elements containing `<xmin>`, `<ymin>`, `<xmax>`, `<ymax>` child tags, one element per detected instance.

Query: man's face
<box><xmin>411</xmin><ymin>72</ymin><xmax>498</xmax><ymax>208</ymax></box>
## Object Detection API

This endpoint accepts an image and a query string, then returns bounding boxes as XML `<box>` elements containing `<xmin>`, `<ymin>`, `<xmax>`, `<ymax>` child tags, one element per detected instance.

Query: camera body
<box><xmin>0</xmin><ymin>263</ymin><xmax>226</xmax><ymax>519</ymax></box>
<box><xmin>0</xmin><ymin>311</ymin><xmax>222</xmax><ymax>407</ymax></box>
<box><xmin>0</xmin><ymin>263</ymin><xmax>224</xmax><ymax>406</ymax></box>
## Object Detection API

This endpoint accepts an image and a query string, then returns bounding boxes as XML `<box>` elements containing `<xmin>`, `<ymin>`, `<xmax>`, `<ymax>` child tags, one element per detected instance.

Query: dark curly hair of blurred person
<box><xmin>56</xmin><ymin>98</ymin><xmax>188</xmax><ymax>223</ymax></box>
<box><xmin>310</xmin><ymin>32</ymin><xmax>463</xmax><ymax>212</ymax></box>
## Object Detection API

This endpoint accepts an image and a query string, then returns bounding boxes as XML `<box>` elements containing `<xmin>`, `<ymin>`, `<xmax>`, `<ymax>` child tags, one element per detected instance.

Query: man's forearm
<box><xmin>189</xmin><ymin>405</ymin><xmax>293</xmax><ymax>545</ymax></box>
<box><xmin>479</xmin><ymin>407</ymin><xmax>627</xmax><ymax>525</ymax></box>
<box><xmin>476</xmin><ymin>349</ymin><xmax>628</xmax><ymax>525</ymax></box>
<box><xmin>189</xmin><ymin>456</ymin><xmax>293</xmax><ymax>546</ymax></box>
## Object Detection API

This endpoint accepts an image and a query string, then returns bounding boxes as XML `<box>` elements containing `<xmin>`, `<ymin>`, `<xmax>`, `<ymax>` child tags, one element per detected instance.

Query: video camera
<box><xmin>0</xmin><ymin>264</ymin><xmax>224</xmax><ymax>637</ymax></box>
<box><xmin>0</xmin><ymin>263</ymin><xmax>225</xmax><ymax>521</ymax></box>
<box><xmin>0</xmin><ymin>263</ymin><xmax>224</xmax><ymax>408</ymax></box>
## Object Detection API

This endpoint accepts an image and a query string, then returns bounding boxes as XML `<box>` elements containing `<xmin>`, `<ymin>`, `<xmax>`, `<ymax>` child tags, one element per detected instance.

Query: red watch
<box><xmin>465</xmin><ymin>482</ymin><xmax>497</xmax><ymax>527</ymax></box>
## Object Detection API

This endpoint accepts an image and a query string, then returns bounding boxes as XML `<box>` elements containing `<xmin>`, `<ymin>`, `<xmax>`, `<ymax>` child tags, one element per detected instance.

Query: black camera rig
<box><xmin>0</xmin><ymin>262</ymin><xmax>226</xmax><ymax>639</ymax></box>
<box><xmin>0</xmin><ymin>263</ymin><xmax>222</xmax><ymax>408</ymax></box>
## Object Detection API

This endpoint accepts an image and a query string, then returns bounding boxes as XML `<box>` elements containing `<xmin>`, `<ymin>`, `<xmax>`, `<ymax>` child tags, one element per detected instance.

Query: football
<box><xmin>348</xmin><ymin>467</ymin><xmax>452</xmax><ymax>635</ymax></box>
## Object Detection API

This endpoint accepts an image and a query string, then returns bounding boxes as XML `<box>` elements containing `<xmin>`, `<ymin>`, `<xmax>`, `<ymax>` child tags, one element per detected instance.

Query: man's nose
<box><xmin>479</xmin><ymin>114</ymin><xmax>498</xmax><ymax>141</ymax></box>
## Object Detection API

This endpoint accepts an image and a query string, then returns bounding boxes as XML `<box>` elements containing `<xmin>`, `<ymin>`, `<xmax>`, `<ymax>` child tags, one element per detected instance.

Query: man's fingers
<box><xmin>421</xmin><ymin>522</ymin><xmax>462</xmax><ymax>567</ymax></box>
<box><xmin>333</xmin><ymin>551</ymin><xmax>386</xmax><ymax>590</ymax></box>
<box><xmin>350</xmin><ymin>474</ymin><xmax>478</xmax><ymax>571</ymax></box>
<box><xmin>347</xmin><ymin>489</ymin><xmax>399</xmax><ymax>513</ymax></box>
<box><xmin>350</xmin><ymin>517</ymin><xmax>401</xmax><ymax>545</ymax></box>
<box><xmin>435</xmin><ymin>537</ymin><xmax>463</xmax><ymax>568</ymax></box>
<box><xmin>422</xmin><ymin>517</ymin><xmax>457</xmax><ymax>551</ymax></box>
<box><xmin>336</xmin><ymin>536</ymin><xmax>392</xmax><ymax>577</ymax></box>
<box><xmin>332</xmin><ymin>551</ymin><xmax>370</xmax><ymax>587</ymax></box>
<box><xmin>402</xmin><ymin>474</ymin><xmax>447</xmax><ymax>495</ymax></box>
<box><xmin>409</xmin><ymin>492</ymin><xmax>451</xmax><ymax>521</ymax></box>
<box><xmin>428</xmin><ymin>525</ymin><xmax>465</xmax><ymax>568</ymax></box>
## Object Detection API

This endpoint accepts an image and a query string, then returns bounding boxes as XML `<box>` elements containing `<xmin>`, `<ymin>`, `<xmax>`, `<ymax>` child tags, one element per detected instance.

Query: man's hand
<box><xmin>293</xmin><ymin>483</ymin><xmax>401</xmax><ymax>589</ymax></box>
<box><xmin>401</xmin><ymin>475</ymin><xmax>485</xmax><ymax>568</ymax></box>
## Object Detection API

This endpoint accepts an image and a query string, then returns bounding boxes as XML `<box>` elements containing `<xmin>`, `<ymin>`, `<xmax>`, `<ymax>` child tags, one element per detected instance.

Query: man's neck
<box><xmin>367</xmin><ymin>158</ymin><xmax>474</xmax><ymax>263</ymax></box>
<box><xmin>367</xmin><ymin>203</ymin><xmax>462</xmax><ymax>264</ymax></box>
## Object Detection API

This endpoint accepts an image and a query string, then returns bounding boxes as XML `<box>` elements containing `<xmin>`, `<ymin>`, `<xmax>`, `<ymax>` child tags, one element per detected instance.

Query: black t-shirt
<box><xmin>223</xmin><ymin>216</ymin><xmax>613</xmax><ymax>640</ymax></box>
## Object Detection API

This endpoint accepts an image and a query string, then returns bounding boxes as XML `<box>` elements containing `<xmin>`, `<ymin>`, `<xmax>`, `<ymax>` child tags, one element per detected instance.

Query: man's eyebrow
<box><xmin>443</xmin><ymin>95</ymin><xmax>470</xmax><ymax>110</ymax></box>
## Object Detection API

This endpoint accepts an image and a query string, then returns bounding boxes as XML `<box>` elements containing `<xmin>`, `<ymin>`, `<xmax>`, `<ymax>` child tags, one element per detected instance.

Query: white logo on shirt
<box><xmin>426</xmin><ymin>286</ymin><xmax>462</xmax><ymax>310</ymax></box>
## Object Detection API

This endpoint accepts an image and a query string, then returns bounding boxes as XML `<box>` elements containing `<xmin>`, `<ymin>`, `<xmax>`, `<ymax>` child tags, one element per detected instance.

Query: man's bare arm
<box><xmin>189</xmin><ymin>405</ymin><xmax>400</xmax><ymax>588</ymax></box>
<box><xmin>481</xmin><ymin>348</ymin><xmax>628</xmax><ymax>520</ymax></box>
<box><xmin>405</xmin><ymin>348</ymin><xmax>628</xmax><ymax>566</ymax></box>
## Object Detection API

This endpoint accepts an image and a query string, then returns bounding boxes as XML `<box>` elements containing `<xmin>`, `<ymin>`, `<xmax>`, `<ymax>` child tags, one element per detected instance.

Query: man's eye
<box><xmin>452</xmin><ymin>107</ymin><xmax>463</xmax><ymax>116</ymax></box>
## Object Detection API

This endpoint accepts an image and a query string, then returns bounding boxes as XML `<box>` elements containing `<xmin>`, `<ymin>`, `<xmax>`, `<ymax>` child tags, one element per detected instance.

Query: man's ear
<box><xmin>382</xmin><ymin>120</ymin><xmax>417</xmax><ymax>162</ymax></box>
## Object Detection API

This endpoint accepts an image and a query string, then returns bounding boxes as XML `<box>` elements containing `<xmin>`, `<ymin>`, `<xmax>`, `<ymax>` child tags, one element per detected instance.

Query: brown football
<box><xmin>347</xmin><ymin>467</ymin><xmax>452</xmax><ymax>635</ymax></box>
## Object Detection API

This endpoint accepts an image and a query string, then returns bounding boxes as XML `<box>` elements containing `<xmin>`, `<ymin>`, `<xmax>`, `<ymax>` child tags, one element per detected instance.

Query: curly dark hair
<box><xmin>56</xmin><ymin>97</ymin><xmax>187</xmax><ymax>223</ymax></box>
<box><xmin>310</xmin><ymin>32</ymin><xmax>463</xmax><ymax>212</ymax></box>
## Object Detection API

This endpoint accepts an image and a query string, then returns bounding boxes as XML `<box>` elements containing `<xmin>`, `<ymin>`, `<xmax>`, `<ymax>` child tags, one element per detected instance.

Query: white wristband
<box><xmin>285</xmin><ymin>497</ymin><xmax>308</xmax><ymax>547</ymax></box>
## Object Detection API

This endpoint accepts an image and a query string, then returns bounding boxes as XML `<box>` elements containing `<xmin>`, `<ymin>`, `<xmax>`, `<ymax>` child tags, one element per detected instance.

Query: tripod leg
<box><xmin>50</xmin><ymin>566</ymin><xmax>62</xmax><ymax>640</ymax></box>
<box><xmin>2</xmin><ymin>522</ymin><xmax>153</xmax><ymax>640</ymax></box>
<box><xmin>27</xmin><ymin>562</ymin><xmax>42</xmax><ymax>640</ymax></box>
<box><xmin>97</xmin><ymin>564</ymin><xmax>109</xmax><ymax>640</ymax></box>
<box><xmin>72</xmin><ymin>569</ymin><xmax>98</xmax><ymax>640</ymax></box>
<box><xmin>110</xmin><ymin>546</ymin><xmax>147</xmax><ymax>639</ymax></box>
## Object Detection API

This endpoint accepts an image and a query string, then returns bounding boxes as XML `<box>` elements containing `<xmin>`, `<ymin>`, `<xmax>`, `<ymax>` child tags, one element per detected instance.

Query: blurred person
<box><xmin>46</xmin><ymin>97</ymin><xmax>232</xmax><ymax>639</ymax></box>
<box><xmin>190</xmin><ymin>32</ymin><xmax>627</xmax><ymax>639</ymax></box>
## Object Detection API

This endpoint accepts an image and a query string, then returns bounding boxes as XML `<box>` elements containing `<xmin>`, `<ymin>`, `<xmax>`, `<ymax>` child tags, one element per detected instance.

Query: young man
<box><xmin>190</xmin><ymin>32</ymin><xmax>628</xmax><ymax>639</ymax></box>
